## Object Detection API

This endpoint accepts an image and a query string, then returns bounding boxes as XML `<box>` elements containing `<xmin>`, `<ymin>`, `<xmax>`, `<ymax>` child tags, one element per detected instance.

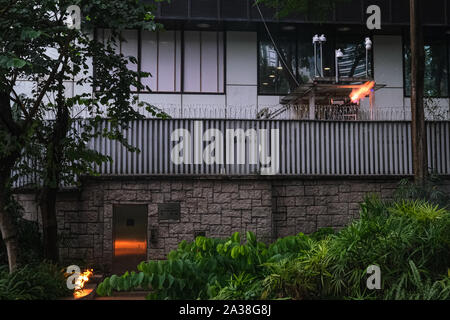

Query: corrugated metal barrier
<box><xmin>13</xmin><ymin>119</ymin><xmax>450</xmax><ymax>188</ymax></box>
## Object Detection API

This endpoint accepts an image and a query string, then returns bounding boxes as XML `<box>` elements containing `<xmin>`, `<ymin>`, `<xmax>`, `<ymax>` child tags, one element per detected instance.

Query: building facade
<box><xmin>13</xmin><ymin>0</ymin><xmax>450</xmax><ymax>272</ymax></box>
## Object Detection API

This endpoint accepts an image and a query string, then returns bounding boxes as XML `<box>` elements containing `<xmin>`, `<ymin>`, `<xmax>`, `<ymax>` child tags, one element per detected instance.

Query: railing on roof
<box><xmin>143</xmin><ymin>104</ymin><xmax>450</xmax><ymax>121</ymax></box>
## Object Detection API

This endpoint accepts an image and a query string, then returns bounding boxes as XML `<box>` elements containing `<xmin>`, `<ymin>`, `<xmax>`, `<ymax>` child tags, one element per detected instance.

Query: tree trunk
<box><xmin>0</xmin><ymin>90</ymin><xmax>22</xmax><ymax>273</ymax></box>
<box><xmin>409</xmin><ymin>0</ymin><xmax>428</xmax><ymax>184</ymax></box>
<box><xmin>0</xmin><ymin>169</ymin><xmax>20</xmax><ymax>273</ymax></box>
<box><xmin>39</xmin><ymin>187</ymin><xmax>59</xmax><ymax>262</ymax></box>
<box><xmin>38</xmin><ymin>83</ymin><xmax>70</xmax><ymax>262</ymax></box>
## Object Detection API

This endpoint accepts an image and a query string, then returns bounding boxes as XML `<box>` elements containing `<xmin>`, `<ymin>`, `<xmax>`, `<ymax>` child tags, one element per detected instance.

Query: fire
<box><xmin>350</xmin><ymin>81</ymin><xmax>375</xmax><ymax>103</ymax></box>
<box><xmin>73</xmin><ymin>269</ymin><xmax>93</xmax><ymax>299</ymax></box>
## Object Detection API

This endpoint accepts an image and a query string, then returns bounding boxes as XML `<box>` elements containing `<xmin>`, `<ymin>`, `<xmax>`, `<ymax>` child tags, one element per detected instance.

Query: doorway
<box><xmin>112</xmin><ymin>205</ymin><xmax>148</xmax><ymax>274</ymax></box>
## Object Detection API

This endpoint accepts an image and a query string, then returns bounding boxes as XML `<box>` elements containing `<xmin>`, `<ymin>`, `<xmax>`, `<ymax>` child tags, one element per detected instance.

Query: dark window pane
<box><xmin>335</xmin><ymin>0</ymin><xmax>363</xmax><ymax>22</ymax></box>
<box><xmin>160</xmin><ymin>0</ymin><xmax>188</xmax><ymax>17</ymax></box>
<box><xmin>297</xmin><ymin>34</ymin><xmax>315</xmax><ymax>83</ymax></box>
<box><xmin>259</xmin><ymin>33</ymin><xmax>297</xmax><ymax>95</ymax></box>
<box><xmin>403</xmin><ymin>40</ymin><xmax>449</xmax><ymax>97</ymax></box>
<box><xmin>251</xmin><ymin>3</ymin><xmax>277</xmax><ymax>21</ymax></box>
<box><xmin>392</xmin><ymin>0</ymin><xmax>410</xmax><ymax>23</ymax></box>
<box><xmin>221</xmin><ymin>0</ymin><xmax>248</xmax><ymax>19</ymax></box>
<box><xmin>191</xmin><ymin>0</ymin><xmax>218</xmax><ymax>18</ymax></box>
<box><xmin>423</xmin><ymin>0</ymin><xmax>445</xmax><ymax>24</ymax></box>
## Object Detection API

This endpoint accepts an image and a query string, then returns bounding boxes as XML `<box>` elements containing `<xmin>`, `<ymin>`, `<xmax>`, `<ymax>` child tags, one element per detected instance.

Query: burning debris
<box><xmin>65</xmin><ymin>267</ymin><xmax>94</xmax><ymax>299</ymax></box>
<box><xmin>350</xmin><ymin>81</ymin><xmax>375</xmax><ymax>104</ymax></box>
<box><xmin>73</xmin><ymin>269</ymin><xmax>93</xmax><ymax>299</ymax></box>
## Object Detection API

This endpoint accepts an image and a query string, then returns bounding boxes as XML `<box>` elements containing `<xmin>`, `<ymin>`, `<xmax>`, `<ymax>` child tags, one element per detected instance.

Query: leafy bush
<box><xmin>97</xmin><ymin>194</ymin><xmax>450</xmax><ymax>300</ymax></box>
<box><xmin>395</xmin><ymin>177</ymin><xmax>450</xmax><ymax>209</ymax></box>
<box><xmin>262</xmin><ymin>237</ymin><xmax>333</xmax><ymax>300</ymax></box>
<box><xmin>96</xmin><ymin>231</ymin><xmax>319</xmax><ymax>299</ymax></box>
<box><xmin>0</xmin><ymin>262</ymin><xmax>71</xmax><ymax>300</ymax></box>
<box><xmin>327</xmin><ymin>195</ymin><xmax>450</xmax><ymax>299</ymax></box>
<box><xmin>210</xmin><ymin>273</ymin><xmax>264</xmax><ymax>300</ymax></box>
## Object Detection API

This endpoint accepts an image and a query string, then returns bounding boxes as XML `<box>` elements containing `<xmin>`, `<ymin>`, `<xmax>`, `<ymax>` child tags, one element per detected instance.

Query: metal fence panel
<box><xmin>12</xmin><ymin>120</ymin><xmax>450</xmax><ymax>188</ymax></box>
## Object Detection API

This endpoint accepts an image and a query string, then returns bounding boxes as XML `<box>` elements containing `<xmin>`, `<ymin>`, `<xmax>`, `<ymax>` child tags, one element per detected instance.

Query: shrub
<box><xmin>0</xmin><ymin>262</ymin><xmax>71</xmax><ymax>300</ymax></box>
<box><xmin>96</xmin><ymin>194</ymin><xmax>450</xmax><ymax>300</ymax></box>
<box><xmin>327</xmin><ymin>195</ymin><xmax>450</xmax><ymax>299</ymax></box>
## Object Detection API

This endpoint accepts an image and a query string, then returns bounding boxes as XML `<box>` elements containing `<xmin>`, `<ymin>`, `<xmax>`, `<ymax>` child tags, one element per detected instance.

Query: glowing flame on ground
<box><xmin>350</xmin><ymin>81</ymin><xmax>375</xmax><ymax>103</ymax></box>
<box><xmin>73</xmin><ymin>269</ymin><xmax>93</xmax><ymax>299</ymax></box>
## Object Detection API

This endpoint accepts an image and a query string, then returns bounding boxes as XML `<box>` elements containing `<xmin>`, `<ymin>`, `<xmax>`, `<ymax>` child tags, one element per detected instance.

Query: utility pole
<box><xmin>409</xmin><ymin>0</ymin><xmax>428</xmax><ymax>184</ymax></box>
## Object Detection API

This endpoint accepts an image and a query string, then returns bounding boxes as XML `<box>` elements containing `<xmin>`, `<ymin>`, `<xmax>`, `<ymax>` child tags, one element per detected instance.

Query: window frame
<box><xmin>257</xmin><ymin>28</ymin><xmax>375</xmax><ymax>97</ymax></box>
<box><xmin>94</xmin><ymin>28</ymin><xmax>227</xmax><ymax>95</ymax></box>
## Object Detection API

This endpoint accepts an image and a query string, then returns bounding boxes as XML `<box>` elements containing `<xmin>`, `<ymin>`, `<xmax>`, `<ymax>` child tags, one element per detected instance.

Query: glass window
<box><xmin>258</xmin><ymin>31</ymin><xmax>370</xmax><ymax>95</ymax></box>
<box><xmin>183</xmin><ymin>31</ymin><xmax>224</xmax><ymax>93</ymax></box>
<box><xmin>336</xmin><ymin>36</ymin><xmax>372</xmax><ymax>78</ymax></box>
<box><xmin>259</xmin><ymin>32</ymin><xmax>298</xmax><ymax>95</ymax></box>
<box><xmin>403</xmin><ymin>39</ymin><xmax>449</xmax><ymax>97</ymax></box>
<box><xmin>106</xmin><ymin>30</ymin><xmax>225</xmax><ymax>94</ymax></box>
<box><xmin>141</xmin><ymin>30</ymin><xmax>182</xmax><ymax>92</ymax></box>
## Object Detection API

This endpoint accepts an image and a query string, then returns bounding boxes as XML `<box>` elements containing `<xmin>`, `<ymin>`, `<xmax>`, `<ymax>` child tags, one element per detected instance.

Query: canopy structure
<box><xmin>271</xmin><ymin>77</ymin><xmax>386</xmax><ymax>120</ymax></box>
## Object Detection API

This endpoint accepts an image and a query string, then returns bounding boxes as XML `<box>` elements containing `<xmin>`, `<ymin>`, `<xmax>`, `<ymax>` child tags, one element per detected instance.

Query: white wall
<box><xmin>373</xmin><ymin>35</ymin><xmax>405</xmax><ymax>109</ymax></box>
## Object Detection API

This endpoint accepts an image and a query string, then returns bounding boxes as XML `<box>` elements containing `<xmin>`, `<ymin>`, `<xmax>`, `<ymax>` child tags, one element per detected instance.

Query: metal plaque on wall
<box><xmin>158</xmin><ymin>203</ymin><xmax>181</xmax><ymax>220</ymax></box>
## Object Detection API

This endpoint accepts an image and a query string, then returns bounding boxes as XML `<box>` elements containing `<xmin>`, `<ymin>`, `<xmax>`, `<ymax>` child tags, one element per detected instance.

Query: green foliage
<box><xmin>97</xmin><ymin>195</ymin><xmax>450</xmax><ymax>300</ymax></box>
<box><xmin>0</xmin><ymin>262</ymin><xmax>71</xmax><ymax>300</ymax></box>
<box><xmin>262</xmin><ymin>238</ymin><xmax>332</xmax><ymax>300</ymax></box>
<box><xmin>395</xmin><ymin>178</ymin><xmax>450</xmax><ymax>209</ymax></box>
<box><xmin>327</xmin><ymin>195</ymin><xmax>450</xmax><ymax>299</ymax></box>
<box><xmin>211</xmin><ymin>273</ymin><xmax>264</xmax><ymax>300</ymax></box>
<box><xmin>256</xmin><ymin>0</ymin><xmax>351</xmax><ymax>20</ymax></box>
<box><xmin>385</xmin><ymin>261</ymin><xmax>450</xmax><ymax>300</ymax></box>
<box><xmin>97</xmin><ymin>231</ymin><xmax>275</xmax><ymax>299</ymax></box>
<box><xmin>0</xmin><ymin>0</ymin><xmax>168</xmax><ymax>269</ymax></box>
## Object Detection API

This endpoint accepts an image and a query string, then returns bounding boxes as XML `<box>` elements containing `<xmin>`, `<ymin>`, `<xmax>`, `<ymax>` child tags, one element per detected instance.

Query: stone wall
<box><xmin>14</xmin><ymin>176</ymin><xmax>450</xmax><ymax>271</ymax></box>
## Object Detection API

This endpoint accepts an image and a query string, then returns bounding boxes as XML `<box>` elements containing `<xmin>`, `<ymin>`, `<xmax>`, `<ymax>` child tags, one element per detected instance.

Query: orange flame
<box><xmin>350</xmin><ymin>81</ymin><xmax>375</xmax><ymax>103</ymax></box>
<box><xmin>73</xmin><ymin>269</ymin><xmax>93</xmax><ymax>299</ymax></box>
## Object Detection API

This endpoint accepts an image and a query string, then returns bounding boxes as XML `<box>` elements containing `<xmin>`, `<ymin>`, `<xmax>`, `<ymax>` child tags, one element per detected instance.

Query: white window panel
<box><xmin>141</xmin><ymin>30</ymin><xmax>158</xmax><ymax>92</ymax></box>
<box><xmin>120</xmin><ymin>30</ymin><xmax>138</xmax><ymax>73</ymax></box>
<box><xmin>184</xmin><ymin>31</ymin><xmax>225</xmax><ymax>93</ymax></box>
<box><xmin>184</xmin><ymin>31</ymin><xmax>201</xmax><ymax>92</ymax></box>
<box><xmin>158</xmin><ymin>31</ymin><xmax>181</xmax><ymax>92</ymax></box>
<box><xmin>121</xmin><ymin>30</ymin><xmax>138</xmax><ymax>91</ymax></box>
<box><xmin>141</xmin><ymin>30</ymin><xmax>181</xmax><ymax>92</ymax></box>
<box><xmin>201</xmin><ymin>32</ymin><xmax>218</xmax><ymax>92</ymax></box>
<box><xmin>218</xmin><ymin>32</ymin><xmax>224</xmax><ymax>93</ymax></box>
